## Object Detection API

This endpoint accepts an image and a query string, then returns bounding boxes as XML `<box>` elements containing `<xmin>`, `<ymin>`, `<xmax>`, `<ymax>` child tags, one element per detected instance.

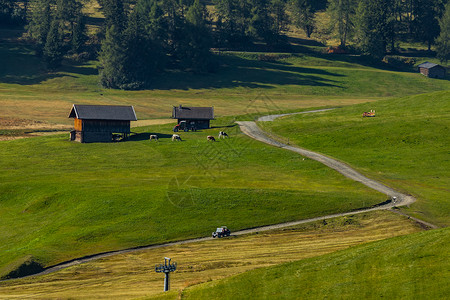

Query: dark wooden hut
<box><xmin>69</xmin><ymin>104</ymin><xmax>137</xmax><ymax>143</ymax></box>
<box><xmin>418</xmin><ymin>62</ymin><xmax>446</xmax><ymax>79</ymax></box>
<box><xmin>171</xmin><ymin>105</ymin><xmax>214</xmax><ymax>129</ymax></box>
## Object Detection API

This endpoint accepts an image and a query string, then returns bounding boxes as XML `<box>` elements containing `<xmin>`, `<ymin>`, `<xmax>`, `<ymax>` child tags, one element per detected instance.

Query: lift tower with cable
<box><xmin>155</xmin><ymin>257</ymin><xmax>177</xmax><ymax>292</ymax></box>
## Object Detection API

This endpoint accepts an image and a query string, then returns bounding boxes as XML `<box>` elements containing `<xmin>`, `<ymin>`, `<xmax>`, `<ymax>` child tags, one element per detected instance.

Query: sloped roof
<box><xmin>68</xmin><ymin>104</ymin><xmax>137</xmax><ymax>121</ymax></box>
<box><xmin>418</xmin><ymin>62</ymin><xmax>441</xmax><ymax>69</ymax></box>
<box><xmin>172</xmin><ymin>105</ymin><xmax>214</xmax><ymax>120</ymax></box>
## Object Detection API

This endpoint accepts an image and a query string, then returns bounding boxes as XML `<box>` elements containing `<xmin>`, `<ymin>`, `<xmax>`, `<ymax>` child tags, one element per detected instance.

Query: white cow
<box><xmin>172</xmin><ymin>134</ymin><xmax>182</xmax><ymax>141</ymax></box>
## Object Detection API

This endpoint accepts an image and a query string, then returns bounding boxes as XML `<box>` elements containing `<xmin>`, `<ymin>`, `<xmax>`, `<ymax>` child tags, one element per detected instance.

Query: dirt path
<box><xmin>5</xmin><ymin>110</ymin><xmax>434</xmax><ymax>281</ymax></box>
<box><xmin>236</xmin><ymin>120</ymin><xmax>415</xmax><ymax>208</ymax></box>
<box><xmin>256</xmin><ymin>108</ymin><xmax>336</xmax><ymax>122</ymax></box>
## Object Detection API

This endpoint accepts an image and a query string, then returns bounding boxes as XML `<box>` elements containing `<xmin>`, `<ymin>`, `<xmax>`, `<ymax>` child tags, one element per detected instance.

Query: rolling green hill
<box><xmin>1</xmin><ymin>41</ymin><xmax>449</xmax><ymax>125</ymax></box>
<box><xmin>0</xmin><ymin>122</ymin><xmax>385</xmax><ymax>279</ymax></box>
<box><xmin>183</xmin><ymin>227</ymin><xmax>450</xmax><ymax>299</ymax></box>
<box><xmin>261</xmin><ymin>91</ymin><xmax>450</xmax><ymax>227</ymax></box>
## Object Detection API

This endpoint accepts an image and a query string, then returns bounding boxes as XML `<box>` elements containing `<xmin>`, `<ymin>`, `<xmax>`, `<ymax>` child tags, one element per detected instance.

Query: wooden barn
<box><xmin>69</xmin><ymin>104</ymin><xmax>137</xmax><ymax>143</ymax></box>
<box><xmin>418</xmin><ymin>62</ymin><xmax>446</xmax><ymax>79</ymax></box>
<box><xmin>172</xmin><ymin>105</ymin><xmax>214</xmax><ymax>129</ymax></box>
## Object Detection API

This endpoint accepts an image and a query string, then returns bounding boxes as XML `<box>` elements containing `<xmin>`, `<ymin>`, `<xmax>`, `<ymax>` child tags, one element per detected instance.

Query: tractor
<box><xmin>362</xmin><ymin>110</ymin><xmax>376</xmax><ymax>117</ymax></box>
<box><xmin>173</xmin><ymin>120</ymin><xmax>197</xmax><ymax>132</ymax></box>
<box><xmin>212</xmin><ymin>226</ymin><xmax>231</xmax><ymax>238</ymax></box>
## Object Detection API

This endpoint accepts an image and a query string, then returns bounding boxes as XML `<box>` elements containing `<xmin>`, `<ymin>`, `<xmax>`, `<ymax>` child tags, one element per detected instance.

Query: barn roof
<box><xmin>69</xmin><ymin>104</ymin><xmax>137</xmax><ymax>121</ymax></box>
<box><xmin>172</xmin><ymin>105</ymin><xmax>214</xmax><ymax>120</ymax></box>
<box><xmin>417</xmin><ymin>62</ymin><xmax>441</xmax><ymax>69</ymax></box>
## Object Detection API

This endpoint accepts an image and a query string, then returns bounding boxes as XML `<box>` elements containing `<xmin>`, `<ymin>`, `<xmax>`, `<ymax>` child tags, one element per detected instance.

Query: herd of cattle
<box><xmin>149</xmin><ymin>131</ymin><xmax>229</xmax><ymax>142</ymax></box>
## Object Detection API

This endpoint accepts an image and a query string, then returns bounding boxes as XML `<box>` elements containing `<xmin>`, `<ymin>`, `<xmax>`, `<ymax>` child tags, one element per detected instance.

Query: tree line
<box><xmin>2</xmin><ymin>0</ymin><xmax>449</xmax><ymax>89</ymax></box>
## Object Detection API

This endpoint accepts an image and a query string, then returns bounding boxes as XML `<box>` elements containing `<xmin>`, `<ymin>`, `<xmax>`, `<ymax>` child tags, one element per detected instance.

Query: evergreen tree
<box><xmin>55</xmin><ymin>0</ymin><xmax>84</xmax><ymax>42</ymax></box>
<box><xmin>214</xmin><ymin>0</ymin><xmax>250</xmax><ymax>46</ymax></box>
<box><xmin>101</xmin><ymin>0</ymin><xmax>127</xmax><ymax>30</ymax></box>
<box><xmin>355</xmin><ymin>0</ymin><xmax>397</xmax><ymax>58</ymax></box>
<box><xmin>411</xmin><ymin>0</ymin><xmax>440</xmax><ymax>51</ymax></box>
<box><xmin>72</xmin><ymin>14</ymin><xmax>87</xmax><ymax>53</ymax></box>
<box><xmin>122</xmin><ymin>10</ymin><xmax>160</xmax><ymax>88</ymax></box>
<box><xmin>43</xmin><ymin>19</ymin><xmax>64</xmax><ymax>69</ymax></box>
<box><xmin>289</xmin><ymin>0</ymin><xmax>316</xmax><ymax>38</ymax></box>
<box><xmin>327</xmin><ymin>0</ymin><xmax>357</xmax><ymax>47</ymax></box>
<box><xmin>248</xmin><ymin>0</ymin><xmax>275</xmax><ymax>44</ymax></box>
<box><xmin>98</xmin><ymin>25</ymin><xmax>128</xmax><ymax>88</ymax></box>
<box><xmin>27</xmin><ymin>0</ymin><xmax>52</xmax><ymax>51</ymax></box>
<box><xmin>0</xmin><ymin>0</ymin><xmax>26</xmax><ymax>26</ymax></box>
<box><xmin>271</xmin><ymin>0</ymin><xmax>289</xmax><ymax>43</ymax></box>
<box><xmin>184</xmin><ymin>0</ymin><xmax>215</xmax><ymax>72</ymax></box>
<box><xmin>436</xmin><ymin>1</ymin><xmax>450</xmax><ymax>63</ymax></box>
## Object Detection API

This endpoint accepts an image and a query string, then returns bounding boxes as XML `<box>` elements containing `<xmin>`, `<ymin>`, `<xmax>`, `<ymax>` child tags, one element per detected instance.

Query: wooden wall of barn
<box><xmin>81</xmin><ymin>120</ymin><xmax>131</xmax><ymax>133</ymax></box>
<box><xmin>420</xmin><ymin>67</ymin><xmax>446</xmax><ymax>79</ymax></box>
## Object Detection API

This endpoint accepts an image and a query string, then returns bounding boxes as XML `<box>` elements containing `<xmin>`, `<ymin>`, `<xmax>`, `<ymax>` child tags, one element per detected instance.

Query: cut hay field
<box><xmin>261</xmin><ymin>91</ymin><xmax>450</xmax><ymax>227</ymax></box>
<box><xmin>183</xmin><ymin>226</ymin><xmax>450</xmax><ymax>300</ymax></box>
<box><xmin>1</xmin><ymin>42</ymin><xmax>449</xmax><ymax>126</ymax></box>
<box><xmin>0</xmin><ymin>211</ymin><xmax>423</xmax><ymax>299</ymax></box>
<box><xmin>0</xmin><ymin>120</ymin><xmax>386</xmax><ymax>279</ymax></box>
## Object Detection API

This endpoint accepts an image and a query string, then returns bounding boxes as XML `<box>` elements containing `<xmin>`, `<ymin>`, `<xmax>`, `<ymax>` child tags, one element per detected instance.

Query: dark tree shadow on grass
<box><xmin>150</xmin><ymin>54</ymin><xmax>344</xmax><ymax>90</ymax></box>
<box><xmin>128</xmin><ymin>132</ymin><xmax>174</xmax><ymax>141</ymax></box>
<box><xmin>0</xmin><ymin>43</ymin><xmax>97</xmax><ymax>85</ymax></box>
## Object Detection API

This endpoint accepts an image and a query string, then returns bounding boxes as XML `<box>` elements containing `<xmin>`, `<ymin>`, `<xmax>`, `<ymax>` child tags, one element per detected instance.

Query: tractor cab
<box><xmin>173</xmin><ymin>121</ymin><xmax>197</xmax><ymax>132</ymax></box>
<box><xmin>212</xmin><ymin>226</ymin><xmax>231</xmax><ymax>238</ymax></box>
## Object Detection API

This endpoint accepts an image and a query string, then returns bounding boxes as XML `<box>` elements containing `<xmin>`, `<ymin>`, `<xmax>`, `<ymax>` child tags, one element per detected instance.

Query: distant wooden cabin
<box><xmin>418</xmin><ymin>62</ymin><xmax>446</xmax><ymax>79</ymax></box>
<box><xmin>172</xmin><ymin>105</ymin><xmax>214</xmax><ymax>129</ymax></box>
<box><xmin>69</xmin><ymin>104</ymin><xmax>137</xmax><ymax>143</ymax></box>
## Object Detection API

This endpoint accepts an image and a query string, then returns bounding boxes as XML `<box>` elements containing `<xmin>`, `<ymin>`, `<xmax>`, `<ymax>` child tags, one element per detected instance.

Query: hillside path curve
<box><xmin>4</xmin><ymin>109</ymin><xmax>431</xmax><ymax>281</ymax></box>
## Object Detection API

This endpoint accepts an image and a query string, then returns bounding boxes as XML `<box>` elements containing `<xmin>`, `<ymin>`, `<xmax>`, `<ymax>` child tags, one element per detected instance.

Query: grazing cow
<box><xmin>172</xmin><ymin>134</ymin><xmax>182</xmax><ymax>141</ymax></box>
<box><xmin>207</xmin><ymin>135</ymin><xmax>216</xmax><ymax>142</ymax></box>
<box><xmin>149</xmin><ymin>134</ymin><xmax>158</xmax><ymax>141</ymax></box>
<box><xmin>218</xmin><ymin>131</ymin><xmax>229</xmax><ymax>139</ymax></box>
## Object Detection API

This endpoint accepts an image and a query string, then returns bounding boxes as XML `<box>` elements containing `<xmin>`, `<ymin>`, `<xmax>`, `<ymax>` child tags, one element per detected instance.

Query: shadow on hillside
<box><xmin>0</xmin><ymin>43</ymin><xmax>97</xmax><ymax>85</ymax></box>
<box><xmin>150</xmin><ymin>54</ymin><xmax>343</xmax><ymax>90</ymax></box>
<box><xmin>288</xmin><ymin>36</ymin><xmax>325</xmax><ymax>47</ymax></box>
<box><xmin>129</xmin><ymin>132</ymin><xmax>174</xmax><ymax>141</ymax></box>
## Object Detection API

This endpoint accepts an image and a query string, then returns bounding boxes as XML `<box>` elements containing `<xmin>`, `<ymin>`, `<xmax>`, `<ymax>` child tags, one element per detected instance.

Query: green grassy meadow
<box><xmin>261</xmin><ymin>91</ymin><xmax>450</xmax><ymax>227</ymax></box>
<box><xmin>1</xmin><ymin>42</ymin><xmax>449</xmax><ymax>125</ymax></box>
<box><xmin>0</xmin><ymin>211</ymin><xmax>423</xmax><ymax>299</ymax></box>
<box><xmin>0</xmin><ymin>121</ymin><xmax>386</xmax><ymax>278</ymax></box>
<box><xmin>183</xmin><ymin>226</ymin><xmax>450</xmax><ymax>300</ymax></box>
<box><xmin>1</xmin><ymin>21</ymin><xmax>450</xmax><ymax>295</ymax></box>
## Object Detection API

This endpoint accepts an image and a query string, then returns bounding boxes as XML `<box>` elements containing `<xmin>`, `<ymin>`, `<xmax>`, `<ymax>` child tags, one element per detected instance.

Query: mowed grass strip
<box><xmin>183</xmin><ymin>226</ymin><xmax>449</xmax><ymax>300</ymax></box>
<box><xmin>261</xmin><ymin>91</ymin><xmax>450</xmax><ymax>227</ymax></box>
<box><xmin>0</xmin><ymin>211</ymin><xmax>423</xmax><ymax>299</ymax></box>
<box><xmin>0</xmin><ymin>121</ymin><xmax>385</xmax><ymax>278</ymax></box>
<box><xmin>1</xmin><ymin>43</ymin><xmax>450</xmax><ymax>124</ymax></box>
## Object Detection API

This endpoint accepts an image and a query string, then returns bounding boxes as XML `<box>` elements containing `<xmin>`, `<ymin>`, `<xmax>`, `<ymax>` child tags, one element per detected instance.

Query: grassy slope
<box><xmin>261</xmin><ymin>91</ymin><xmax>450</xmax><ymax>226</ymax></box>
<box><xmin>0</xmin><ymin>121</ymin><xmax>385</xmax><ymax>278</ymax></box>
<box><xmin>1</xmin><ymin>43</ymin><xmax>450</xmax><ymax>124</ymax></box>
<box><xmin>183</xmin><ymin>227</ymin><xmax>450</xmax><ymax>300</ymax></box>
<box><xmin>0</xmin><ymin>211</ymin><xmax>423</xmax><ymax>299</ymax></box>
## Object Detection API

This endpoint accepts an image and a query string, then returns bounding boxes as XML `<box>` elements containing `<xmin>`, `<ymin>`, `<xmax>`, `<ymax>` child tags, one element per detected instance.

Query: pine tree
<box><xmin>72</xmin><ymin>14</ymin><xmax>87</xmax><ymax>53</ymax></box>
<box><xmin>248</xmin><ymin>0</ymin><xmax>275</xmax><ymax>44</ymax></box>
<box><xmin>271</xmin><ymin>0</ymin><xmax>289</xmax><ymax>44</ymax></box>
<box><xmin>327</xmin><ymin>0</ymin><xmax>357</xmax><ymax>48</ymax></box>
<box><xmin>27</xmin><ymin>0</ymin><xmax>52</xmax><ymax>52</ymax></box>
<box><xmin>436</xmin><ymin>1</ymin><xmax>450</xmax><ymax>63</ymax></box>
<box><xmin>289</xmin><ymin>0</ymin><xmax>316</xmax><ymax>38</ymax></box>
<box><xmin>184</xmin><ymin>0</ymin><xmax>215</xmax><ymax>72</ymax></box>
<box><xmin>101</xmin><ymin>0</ymin><xmax>127</xmax><ymax>30</ymax></box>
<box><xmin>122</xmin><ymin>10</ymin><xmax>160</xmax><ymax>88</ymax></box>
<box><xmin>355</xmin><ymin>0</ymin><xmax>397</xmax><ymax>58</ymax></box>
<box><xmin>43</xmin><ymin>19</ymin><xmax>64</xmax><ymax>69</ymax></box>
<box><xmin>214</xmin><ymin>0</ymin><xmax>251</xmax><ymax>46</ymax></box>
<box><xmin>98</xmin><ymin>25</ymin><xmax>128</xmax><ymax>88</ymax></box>
<box><xmin>412</xmin><ymin>0</ymin><xmax>440</xmax><ymax>51</ymax></box>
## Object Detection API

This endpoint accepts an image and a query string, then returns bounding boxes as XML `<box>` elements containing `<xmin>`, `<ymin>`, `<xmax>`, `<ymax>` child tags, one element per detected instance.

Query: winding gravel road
<box><xmin>7</xmin><ymin>109</ymin><xmax>433</xmax><ymax>281</ymax></box>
